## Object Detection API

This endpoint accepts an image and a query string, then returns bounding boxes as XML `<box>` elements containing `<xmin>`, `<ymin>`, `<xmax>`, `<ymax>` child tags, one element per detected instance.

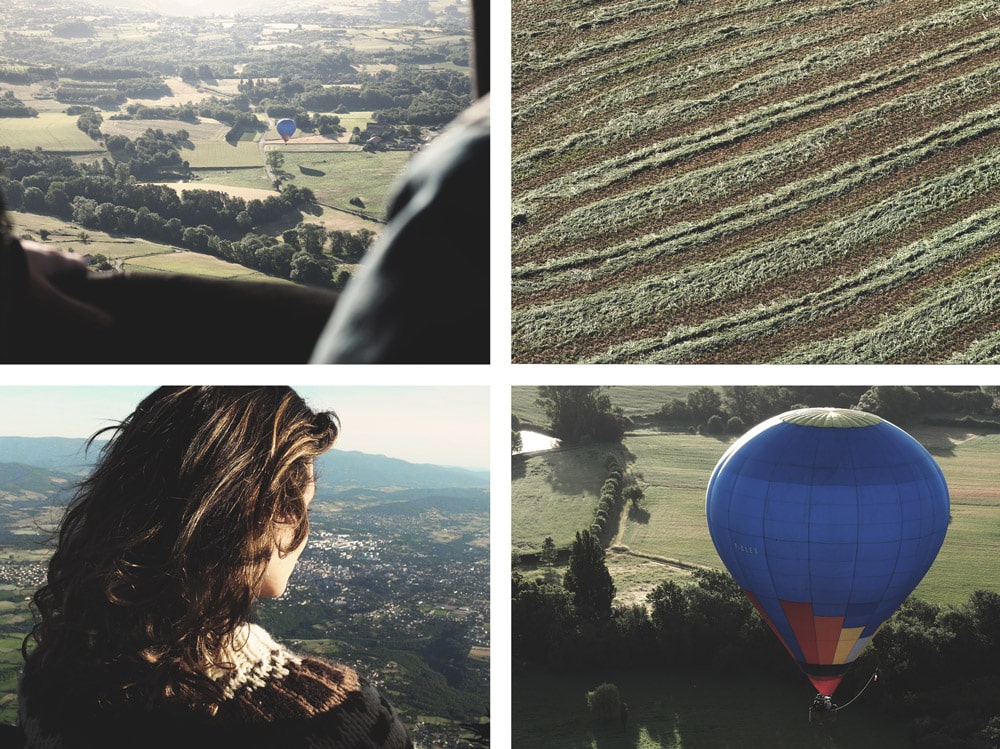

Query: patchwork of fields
<box><xmin>511</xmin><ymin>0</ymin><xmax>1000</xmax><ymax>363</ymax></box>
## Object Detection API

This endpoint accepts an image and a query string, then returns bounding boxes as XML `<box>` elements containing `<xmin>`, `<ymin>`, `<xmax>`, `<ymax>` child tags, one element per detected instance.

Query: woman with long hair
<box><xmin>18</xmin><ymin>386</ymin><xmax>412</xmax><ymax>748</ymax></box>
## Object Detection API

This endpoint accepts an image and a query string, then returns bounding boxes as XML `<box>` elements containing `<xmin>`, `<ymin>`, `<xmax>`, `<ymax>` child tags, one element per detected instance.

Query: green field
<box><xmin>512</xmin><ymin>0</ymin><xmax>1000</xmax><ymax>363</ymax></box>
<box><xmin>0</xmin><ymin>112</ymin><xmax>102</xmax><ymax>153</ymax></box>
<box><xmin>513</xmin><ymin>422</ymin><xmax>1000</xmax><ymax>608</ymax></box>
<box><xmin>100</xmin><ymin>117</ymin><xmax>231</xmax><ymax>142</ymax></box>
<box><xmin>514</xmin><ymin>669</ymin><xmax>907</xmax><ymax>749</ymax></box>
<box><xmin>512</xmin><ymin>445</ymin><xmax>617</xmax><ymax>553</ymax></box>
<box><xmin>275</xmin><ymin>148</ymin><xmax>411</xmax><ymax>219</ymax></box>
<box><xmin>8</xmin><ymin>211</ymin><xmax>286</xmax><ymax>283</ymax></box>
<box><xmin>184</xmin><ymin>141</ymin><xmax>263</xmax><ymax>169</ymax></box>
<box><xmin>122</xmin><ymin>249</ymin><xmax>283</xmax><ymax>281</ymax></box>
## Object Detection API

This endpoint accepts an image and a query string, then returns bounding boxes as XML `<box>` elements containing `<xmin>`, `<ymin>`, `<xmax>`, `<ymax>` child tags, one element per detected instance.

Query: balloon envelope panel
<box><xmin>705</xmin><ymin>408</ymin><xmax>949</xmax><ymax>695</ymax></box>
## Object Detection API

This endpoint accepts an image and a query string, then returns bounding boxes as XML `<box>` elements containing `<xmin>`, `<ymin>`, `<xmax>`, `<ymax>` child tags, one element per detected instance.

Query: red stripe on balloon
<box><xmin>743</xmin><ymin>590</ymin><xmax>798</xmax><ymax>659</ymax></box>
<box><xmin>809</xmin><ymin>674</ymin><xmax>844</xmax><ymax>698</ymax></box>
<box><xmin>781</xmin><ymin>600</ymin><xmax>819</xmax><ymax>663</ymax></box>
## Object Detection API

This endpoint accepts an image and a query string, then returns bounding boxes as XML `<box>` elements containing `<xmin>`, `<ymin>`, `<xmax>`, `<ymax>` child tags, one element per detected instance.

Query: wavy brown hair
<box><xmin>23</xmin><ymin>386</ymin><xmax>338</xmax><ymax>713</ymax></box>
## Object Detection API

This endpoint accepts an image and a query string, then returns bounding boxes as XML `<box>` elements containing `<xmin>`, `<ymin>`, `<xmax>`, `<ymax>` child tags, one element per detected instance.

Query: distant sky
<box><xmin>0</xmin><ymin>386</ymin><xmax>489</xmax><ymax>470</ymax></box>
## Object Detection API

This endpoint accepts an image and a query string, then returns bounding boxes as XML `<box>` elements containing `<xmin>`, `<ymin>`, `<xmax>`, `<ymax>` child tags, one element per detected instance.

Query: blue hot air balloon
<box><xmin>705</xmin><ymin>407</ymin><xmax>949</xmax><ymax>697</ymax></box>
<box><xmin>276</xmin><ymin>118</ymin><xmax>296</xmax><ymax>143</ymax></box>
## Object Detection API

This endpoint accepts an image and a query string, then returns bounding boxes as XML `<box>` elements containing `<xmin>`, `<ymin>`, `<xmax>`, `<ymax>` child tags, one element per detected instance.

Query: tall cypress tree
<box><xmin>563</xmin><ymin>529</ymin><xmax>614</xmax><ymax>624</ymax></box>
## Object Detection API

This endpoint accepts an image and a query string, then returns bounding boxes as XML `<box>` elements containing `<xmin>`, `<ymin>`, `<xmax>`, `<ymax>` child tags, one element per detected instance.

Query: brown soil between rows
<box><xmin>511</xmin><ymin>181</ymin><xmax>1000</xmax><ymax>364</ymax></box>
<box><xmin>681</xmin><ymin>246</ymin><xmax>1000</xmax><ymax>363</ymax></box>
<box><xmin>513</xmin><ymin>122</ymin><xmax>1000</xmax><ymax>312</ymax></box>
<box><xmin>512</xmin><ymin>0</ymin><xmax>991</xmax><ymax>194</ymax></box>
<box><xmin>513</xmin><ymin>0</ymin><xmax>806</xmax><ymax>97</ymax></box>
<box><xmin>514</xmin><ymin>35</ymin><xmax>999</xmax><ymax>243</ymax></box>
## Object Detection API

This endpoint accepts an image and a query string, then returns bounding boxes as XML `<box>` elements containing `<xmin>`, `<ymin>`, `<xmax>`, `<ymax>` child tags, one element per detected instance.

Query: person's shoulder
<box><xmin>223</xmin><ymin>626</ymin><xmax>412</xmax><ymax>748</ymax></box>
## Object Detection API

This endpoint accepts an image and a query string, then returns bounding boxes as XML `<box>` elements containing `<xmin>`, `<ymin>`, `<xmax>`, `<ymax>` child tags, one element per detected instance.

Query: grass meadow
<box><xmin>274</xmin><ymin>147</ymin><xmax>411</xmax><ymax>219</ymax></box>
<box><xmin>512</xmin><ymin>388</ymin><xmax>1000</xmax><ymax>609</ymax></box>
<box><xmin>8</xmin><ymin>211</ymin><xmax>285</xmax><ymax>282</ymax></box>
<box><xmin>0</xmin><ymin>112</ymin><xmax>102</xmax><ymax>153</ymax></box>
<box><xmin>512</xmin><ymin>0</ymin><xmax>1000</xmax><ymax>363</ymax></box>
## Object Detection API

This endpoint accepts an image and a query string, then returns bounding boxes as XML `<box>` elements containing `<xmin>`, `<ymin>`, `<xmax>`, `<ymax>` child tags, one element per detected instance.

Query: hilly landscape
<box><xmin>0</xmin><ymin>438</ymin><xmax>489</xmax><ymax>746</ymax></box>
<box><xmin>0</xmin><ymin>0</ymin><xmax>473</xmax><ymax>287</ymax></box>
<box><xmin>511</xmin><ymin>0</ymin><xmax>1000</xmax><ymax>363</ymax></box>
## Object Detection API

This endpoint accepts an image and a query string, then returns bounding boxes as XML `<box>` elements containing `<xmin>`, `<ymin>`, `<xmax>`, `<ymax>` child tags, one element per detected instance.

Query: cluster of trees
<box><xmin>64</xmin><ymin>66</ymin><xmax>152</xmax><ymax>82</ymax></box>
<box><xmin>75</xmin><ymin>109</ymin><xmax>103</xmax><ymax>140</ymax></box>
<box><xmin>857</xmin><ymin>385</ymin><xmax>997</xmax><ymax>426</ymax></box>
<box><xmin>239</xmin><ymin>67</ymin><xmax>471</xmax><ymax>129</ymax></box>
<box><xmin>535</xmin><ymin>386</ymin><xmax>626</xmax><ymax>446</ymax></box>
<box><xmin>54</xmin><ymin>83</ymin><xmax>127</xmax><ymax>109</ymax></box>
<box><xmin>513</xmin><ymin>546</ymin><xmax>779</xmax><ymax>674</ymax></box>
<box><xmin>0</xmin><ymin>90</ymin><xmax>36</xmax><ymax>118</ymax></box>
<box><xmin>179</xmin><ymin>64</ymin><xmax>221</xmax><ymax>82</ymax></box>
<box><xmin>0</xmin><ymin>64</ymin><xmax>57</xmax><ymax>84</ymax></box>
<box><xmin>0</xmin><ymin>142</ymin><xmax>369</xmax><ymax>287</ymax></box>
<box><xmin>654</xmin><ymin>386</ymin><xmax>999</xmax><ymax>435</ymax></box>
<box><xmin>238</xmin><ymin>50</ymin><xmax>357</xmax><ymax>85</ymax></box>
<box><xmin>217</xmin><ymin>228</ymin><xmax>345</xmax><ymax>288</ymax></box>
<box><xmin>113</xmin><ymin>103</ymin><xmax>199</xmax><ymax>123</ymax></box>
<box><xmin>104</xmin><ymin>128</ymin><xmax>190</xmax><ymax>179</ymax></box>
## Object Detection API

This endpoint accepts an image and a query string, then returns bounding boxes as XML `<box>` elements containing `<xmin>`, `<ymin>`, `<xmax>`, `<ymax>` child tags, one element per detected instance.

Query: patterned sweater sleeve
<box><xmin>19</xmin><ymin>624</ymin><xmax>413</xmax><ymax>749</ymax></box>
<box><xmin>214</xmin><ymin>624</ymin><xmax>413</xmax><ymax>749</ymax></box>
<box><xmin>222</xmin><ymin>654</ymin><xmax>413</xmax><ymax>748</ymax></box>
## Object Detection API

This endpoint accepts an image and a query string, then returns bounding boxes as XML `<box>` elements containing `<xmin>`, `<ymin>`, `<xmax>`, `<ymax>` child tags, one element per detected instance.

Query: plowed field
<box><xmin>512</xmin><ymin>0</ymin><xmax>1000</xmax><ymax>363</ymax></box>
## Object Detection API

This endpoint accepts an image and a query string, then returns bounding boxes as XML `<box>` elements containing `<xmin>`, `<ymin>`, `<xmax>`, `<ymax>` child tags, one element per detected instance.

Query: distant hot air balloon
<box><xmin>705</xmin><ymin>407</ymin><xmax>949</xmax><ymax>697</ymax></box>
<box><xmin>276</xmin><ymin>118</ymin><xmax>296</xmax><ymax>143</ymax></box>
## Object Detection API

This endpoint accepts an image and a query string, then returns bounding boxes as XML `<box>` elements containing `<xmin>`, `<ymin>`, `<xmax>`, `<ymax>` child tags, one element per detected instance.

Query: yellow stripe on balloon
<box><xmin>833</xmin><ymin>627</ymin><xmax>866</xmax><ymax>664</ymax></box>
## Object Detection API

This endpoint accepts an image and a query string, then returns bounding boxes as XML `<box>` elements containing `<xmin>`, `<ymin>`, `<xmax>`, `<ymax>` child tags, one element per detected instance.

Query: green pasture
<box><xmin>184</xmin><ymin>141</ymin><xmax>262</xmax><ymax>169</ymax></box>
<box><xmin>189</xmin><ymin>167</ymin><xmax>273</xmax><ymax>191</ymax></box>
<box><xmin>511</xmin><ymin>445</ymin><xmax>617</xmax><ymax>554</ymax></box>
<box><xmin>513</xmin><ymin>426</ymin><xmax>1000</xmax><ymax>608</ymax></box>
<box><xmin>335</xmin><ymin>111</ymin><xmax>375</xmax><ymax>132</ymax></box>
<box><xmin>10</xmin><ymin>212</ymin><xmax>174</xmax><ymax>260</ymax></box>
<box><xmin>1</xmin><ymin>84</ymin><xmax>64</xmax><ymax>114</ymax></box>
<box><xmin>513</xmin><ymin>669</ymin><xmax>907</xmax><ymax>749</ymax></box>
<box><xmin>9</xmin><ymin>211</ymin><xmax>287</xmax><ymax>282</ymax></box>
<box><xmin>0</xmin><ymin>112</ymin><xmax>101</xmax><ymax>153</ymax></box>
<box><xmin>277</xmin><ymin>148</ymin><xmax>410</xmax><ymax>218</ymax></box>
<box><xmin>123</xmin><ymin>250</ymin><xmax>283</xmax><ymax>281</ymax></box>
<box><xmin>342</xmin><ymin>28</ymin><xmax>422</xmax><ymax>53</ymax></box>
<box><xmin>100</xmin><ymin>117</ymin><xmax>230</xmax><ymax>142</ymax></box>
<box><xmin>511</xmin><ymin>387</ymin><xmax>551</xmax><ymax>430</ymax></box>
<box><xmin>616</xmin><ymin>431</ymin><xmax>729</xmax><ymax>569</ymax></box>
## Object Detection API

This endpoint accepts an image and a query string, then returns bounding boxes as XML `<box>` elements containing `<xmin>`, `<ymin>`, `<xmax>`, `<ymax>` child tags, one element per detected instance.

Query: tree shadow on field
<box><xmin>514</xmin><ymin>669</ymin><xmax>905</xmax><ymax>749</ymax></box>
<box><xmin>512</xmin><ymin>454</ymin><xmax>527</xmax><ymax>480</ymax></box>
<box><xmin>627</xmin><ymin>505</ymin><xmax>650</xmax><ymax>524</ymax></box>
<box><xmin>545</xmin><ymin>448</ymin><xmax>608</xmax><ymax>494</ymax></box>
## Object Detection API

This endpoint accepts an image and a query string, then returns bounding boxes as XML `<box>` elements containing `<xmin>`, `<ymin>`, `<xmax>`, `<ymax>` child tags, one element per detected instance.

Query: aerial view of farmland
<box><xmin>511</xmin><ymin>0</ymin><xmax>1000</xmax><ymax>363</ymax></box>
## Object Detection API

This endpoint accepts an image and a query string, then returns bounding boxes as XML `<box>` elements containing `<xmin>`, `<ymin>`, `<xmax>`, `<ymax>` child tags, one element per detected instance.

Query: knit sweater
<box><xmin>19</xmin><ymin>624</ymin><xmax>413</xmax><ymax>749</ymax></box>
